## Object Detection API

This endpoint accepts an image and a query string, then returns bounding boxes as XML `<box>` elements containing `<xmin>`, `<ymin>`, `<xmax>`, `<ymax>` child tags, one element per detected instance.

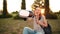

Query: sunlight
<box><xmin>49</xmin><ymin>0</ymin><xmax>60</xmax><ymax>12</ymax></box>
<box><xmin>7</xmin><ymin>0</ymin><xmax>21</xmax><ymax>13</ymax></box>
<box><xmin>0</xmin><ymin>0</ymin><xmax>3</xmax><ymax>10</ymax></box>
<box><xmin>0</xmin><ymin>0</ymin><xmax>60</xmax><ymax>13</ymax></box>
<box><xmin>41</xmin><ymin>9</ymin><xmax>45</xmax><ymax>14</ymax></box>
<box><xmin>26</xmin><ymin>0</ymin><xmax>34</xmax><ymax>11</ymax></box>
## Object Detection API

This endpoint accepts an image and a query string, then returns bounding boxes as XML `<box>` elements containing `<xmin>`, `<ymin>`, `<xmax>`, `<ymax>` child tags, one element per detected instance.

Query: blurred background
<box><xmin>0</xmin><ymin>0</ymin><xmax>60</xmax><ymax>34</ymax></box>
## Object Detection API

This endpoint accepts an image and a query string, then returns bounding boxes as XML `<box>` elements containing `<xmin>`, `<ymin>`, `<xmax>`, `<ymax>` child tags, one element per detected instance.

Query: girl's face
<box><xmin>34</xmin><ymin>7</ymin><xmax>41</xmax><ymax>16</ymax></box>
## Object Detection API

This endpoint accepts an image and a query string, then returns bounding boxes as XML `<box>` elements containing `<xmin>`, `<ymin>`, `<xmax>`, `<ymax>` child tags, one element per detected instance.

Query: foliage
<box><xmin>12</xmin><ymin>11</ymin><xmax>18</xmax><ymax>14</ymax></box>
<box><xmin>0</xmin><ymin>14</ymin><xmax>12</xmax><ymax>18</ymax></box>
<box><xmin>58</xmin><ymin>15</ymin><xmax>60</xmax><ymax>19</ymax></box>
<box><xmin>46</xmin><ymin>13</ymin><xmax>58</xmax><ymax>19</ymax></box>
<box><xmin>13</xmin><ymin>14</ymin><xmax>27</xmax><ymax>21</ymax></box>
<box><xmin>53</xmin><ymin>11</ymin><xmax>60</xmax><ymax>19</ymax></box>
<box><xmin>54</xmin><ymin>11</ymin><xmax>60</xmax><ymax>14</ymax></box>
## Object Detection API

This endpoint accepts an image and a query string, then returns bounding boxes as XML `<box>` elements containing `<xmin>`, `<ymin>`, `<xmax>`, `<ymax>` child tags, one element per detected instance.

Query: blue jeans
<box><xmin>23</xmin><ymin>27</ymin><xmax>44</xmax><ymax>34</ymax></box>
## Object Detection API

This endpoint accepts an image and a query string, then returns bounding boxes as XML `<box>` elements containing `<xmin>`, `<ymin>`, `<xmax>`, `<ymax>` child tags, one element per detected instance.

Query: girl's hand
<box><xmin>35</xmin><ymin>15</ymin><xmax>39</xmax><ymax>24</ymax></box>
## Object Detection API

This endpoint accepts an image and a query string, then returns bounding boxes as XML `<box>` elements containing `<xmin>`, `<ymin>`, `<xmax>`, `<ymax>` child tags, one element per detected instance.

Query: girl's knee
<box><xmin>24</xmin><ymin>27</ymin><xmax>29</xmax><ymax>30</ymax></box>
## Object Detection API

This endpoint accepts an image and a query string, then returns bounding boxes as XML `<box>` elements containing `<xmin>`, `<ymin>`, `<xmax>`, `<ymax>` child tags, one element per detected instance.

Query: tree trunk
<box><xmin>45</xmin><ymin>0</ymin><xmax>49</xmax><ymax>15</ymax></box>
<box><xmin>3</xmin><ymin>0</ymin><xmax>8</xmax><ymax>16</ymax></box>
<box><xmin>21</xmin><ymin>0</ymin><xmax>26</xmax><ymax>21</ymax></box>
<box><xmin>21</xmin><ymin>0</ymin><xmax>26</xmax><ymax>9</ymax></box>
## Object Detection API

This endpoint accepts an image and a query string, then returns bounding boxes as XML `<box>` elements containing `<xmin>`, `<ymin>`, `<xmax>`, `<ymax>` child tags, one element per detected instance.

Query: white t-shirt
<box><xmin>33</xmin><ymin>15</ymin><xmax>45</xmax><ymax>33</ymax></box>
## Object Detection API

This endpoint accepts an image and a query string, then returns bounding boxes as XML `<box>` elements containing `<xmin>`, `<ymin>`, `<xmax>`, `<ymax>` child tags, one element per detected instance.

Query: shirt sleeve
<box><xmin>40</xmin><ymin>15</ymin><xmax>47</xmax><ymax>23</ymax></box>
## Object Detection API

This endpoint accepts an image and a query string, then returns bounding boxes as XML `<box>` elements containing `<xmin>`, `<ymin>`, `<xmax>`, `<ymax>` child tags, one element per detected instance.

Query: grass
<box><xmin>0</xmin><ymin>18</ymin><xmax>60</xmax><ymax>34</ymax></box>
<box><xmin>47</xmin><ymin>19</ymin><xmax>60</xmax><ymax>34</ymax></box>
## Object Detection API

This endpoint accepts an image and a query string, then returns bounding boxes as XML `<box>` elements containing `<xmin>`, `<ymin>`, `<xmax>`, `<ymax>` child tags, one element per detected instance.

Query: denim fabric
<box><xmin>23</xmin><ymin>27</ymin><xmax>44</xmax><ymax>34</ymax></box>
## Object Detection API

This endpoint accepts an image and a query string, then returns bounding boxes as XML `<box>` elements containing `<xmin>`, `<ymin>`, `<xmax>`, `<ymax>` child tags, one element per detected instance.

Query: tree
<box><xmin>44</xmin><ymin>0</ymin><xmax>57</xmax><ymax>19</ymax></box>
<box><xmin>3</xmin><ymin>0</ymin><xmax>8</xmax><ymax>16</ymax></box>
<box><xmin>45</xmin><ymin>0</ymin><xmax>50</xmax><ymax>15</ymax></box>
<box><xmin>21</xmin><ymin>0</ymin><xmax>26</xmax><ymax>21</ymax></box>
<box><xmin>21</xmin><ymin>0</ymin><xmax>26</xmax><ymax>9</ymax></box>
<box><xmin>0</xmin><ymin>0</ymin><xmax>12</xmax><ymax>18</ymax></box>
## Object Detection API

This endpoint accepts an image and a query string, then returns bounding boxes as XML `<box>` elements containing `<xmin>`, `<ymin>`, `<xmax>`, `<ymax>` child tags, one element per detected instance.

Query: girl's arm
<box><xmin>37</xmin><ymin>15</ymin><xmax>48</xmax><ymax>27</ymax></box>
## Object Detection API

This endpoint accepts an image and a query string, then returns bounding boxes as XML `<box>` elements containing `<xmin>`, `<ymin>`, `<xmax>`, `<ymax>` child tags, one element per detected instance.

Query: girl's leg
<box><xmin>23</xmin><ymin>27</ymin><xmax>35</xmax><ymax>34</ymax></box>
<box><xmin>36</xmin><ymin>32</ymin><xmax>44</xmax><ymax>34</ymax></box>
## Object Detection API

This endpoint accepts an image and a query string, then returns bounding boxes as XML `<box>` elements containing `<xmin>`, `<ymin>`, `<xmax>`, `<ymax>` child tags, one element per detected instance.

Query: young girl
<box><xmin>23</xmin><ymin>7</ymin><xmax>48</xmax><ymax>34</ymax></box>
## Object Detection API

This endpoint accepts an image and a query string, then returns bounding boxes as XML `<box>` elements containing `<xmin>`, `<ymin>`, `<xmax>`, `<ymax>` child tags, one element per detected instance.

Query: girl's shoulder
<box><xmin>41</xmin><ymin>15</ymin><xmax>45</xmax><ymax>18</ymax></box>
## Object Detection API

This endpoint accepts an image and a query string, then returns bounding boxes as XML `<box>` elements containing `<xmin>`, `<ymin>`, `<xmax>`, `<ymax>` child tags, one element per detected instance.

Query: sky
<box><xmin>0</xmin><ymin>0</ymin><xmax>60</xmax><ymax>13</ymax></box>
<box><xmin>0</xmin><ymin>0</ymin><xmax>3</xmax><ymax>10</ymax></box>
<box><xmin>49</xmin><ymin>0</ymin><xmax>60</xmax><ymax>12</ymax></box>
<box><xmin>7</xmin><ymin>0</ymin><xmax>21</xmax><ymax>13</ymax></box>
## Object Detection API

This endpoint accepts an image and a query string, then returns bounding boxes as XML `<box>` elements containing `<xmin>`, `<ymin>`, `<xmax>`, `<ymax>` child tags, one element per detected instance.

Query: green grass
<box><xmin>0</xmin><ymin>18</ymin><xmax>60</xmax><ymax>34</ymax></box>
<box><xmin>47</xmin><ymin>19</ymin><xmax>60</xmax><ymax>34</ymax></box>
